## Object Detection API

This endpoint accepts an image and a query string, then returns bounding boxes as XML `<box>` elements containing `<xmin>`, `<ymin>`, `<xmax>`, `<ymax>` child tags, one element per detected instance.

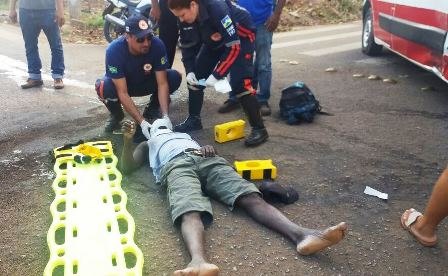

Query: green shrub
<box><xmin>83</xmin><ymin>13</ymin><xmax>104</xmax><ymax>28</ymax></box>
<box><xmin>338</xmin><ymin>0</ymin><xmax>362</xmax><ymax>13</ymax></box>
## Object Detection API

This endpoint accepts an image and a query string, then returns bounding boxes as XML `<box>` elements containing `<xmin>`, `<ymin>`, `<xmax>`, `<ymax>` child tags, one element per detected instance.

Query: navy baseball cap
<box><xmin>125</xmin><ymin>13</ymin><xmax>153</xmax><ymax>38</ymax></box>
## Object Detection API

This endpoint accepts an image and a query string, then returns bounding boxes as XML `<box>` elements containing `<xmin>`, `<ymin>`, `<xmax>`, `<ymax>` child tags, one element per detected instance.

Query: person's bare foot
<box><xmin>296</xmin><ymin>222</ymin><xmax>348</xmax><ymax>255</ymax></box>
<box><xmin>173</xmin><ymin>259</ymin><xmax>219</xmax><ymax>276</ymax></box>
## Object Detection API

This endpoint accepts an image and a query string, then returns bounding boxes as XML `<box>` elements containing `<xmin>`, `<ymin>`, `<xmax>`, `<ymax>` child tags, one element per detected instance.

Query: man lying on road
<box><xmin>120</xmin><ymin>119</ymin><xmax>348</xmax><ymax>275</ymax></box>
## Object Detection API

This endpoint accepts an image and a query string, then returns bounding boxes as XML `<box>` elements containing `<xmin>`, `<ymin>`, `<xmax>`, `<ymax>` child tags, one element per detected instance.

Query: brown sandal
<box><xmin>400</xmin><ymin>208</ymin><xmax>437</xmax><ymax>246</ymax></box>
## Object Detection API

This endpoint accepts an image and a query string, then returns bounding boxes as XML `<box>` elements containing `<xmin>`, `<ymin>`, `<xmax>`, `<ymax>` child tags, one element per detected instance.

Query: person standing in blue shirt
<box><xmin>168</xmin><ymin>0</ymin><xmax>268</xmax><ymax>147</ymax></box>
<box><xmin>218</xmin><ymin>0</ymin><xmax>285</xmax><ymax>116</ymax></box>
<box><xmin>9</xmin><ymin>0</ymin><xmax>65</xmax><ymax>89</ymax></box>
<box><xmin>95</xmin><ymin>14</ymin><xmax>181</xmax><ymax>138</ymax></box>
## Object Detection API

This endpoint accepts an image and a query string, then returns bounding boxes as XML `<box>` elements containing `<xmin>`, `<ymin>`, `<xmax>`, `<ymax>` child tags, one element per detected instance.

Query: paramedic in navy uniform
<box><xmin>95</xmin><ymin>13</ymin><xmax>181</xmax><ymax>139</ymax></box>
<box><xmin>168</xmin><ymin>0</ymin><xmax>269</xmax><ymax>147</ymax></box>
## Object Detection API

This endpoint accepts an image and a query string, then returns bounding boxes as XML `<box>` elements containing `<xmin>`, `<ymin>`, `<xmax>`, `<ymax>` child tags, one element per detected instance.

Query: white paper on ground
<box><xmin>364</xmin><ymin>186</ymin><xmax>388</xmax><ymax>200</ymax></box>
<box><xmin>214</xmin><ymin>78</ymin><xmax>232</xmax><ymax>93</ymax></box>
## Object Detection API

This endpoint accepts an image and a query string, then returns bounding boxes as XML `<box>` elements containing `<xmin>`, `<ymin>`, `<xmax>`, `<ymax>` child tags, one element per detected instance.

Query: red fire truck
<box><xmin>362</xmin><ymin>0</ymin><xmax>448</xmax><ymax>83</ymax></box>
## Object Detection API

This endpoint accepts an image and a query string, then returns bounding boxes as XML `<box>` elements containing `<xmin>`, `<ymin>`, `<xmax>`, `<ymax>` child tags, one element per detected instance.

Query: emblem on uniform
<box><xmin>221</xmin><ymin>15</ymin><xmax>233</xmax><ymax>28</ymax></box>
<box><xmin>143</xmin><ymin>63</ymin><xmax>152</xmax><ymax>74</ymax></box>
<box><xmin>161</xmin><ymin>56</ymin><xmax>167</xmax><ymax>65</ymax></box>
<box><xmin>139</xmin><ymin>20</ymin><xmax>149</xmax><ymax>30</ymax></box>
<box><xmin>108</xmin><ymin>65</ymin><xmax>118</xmax><ymax>74</ymax></box>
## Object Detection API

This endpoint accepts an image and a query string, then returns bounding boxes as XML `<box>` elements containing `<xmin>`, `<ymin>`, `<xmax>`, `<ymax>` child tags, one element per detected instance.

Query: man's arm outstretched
<box><xmin>119</xmin><ymin>120</ymin><xmax>149</xmax><ymax>174</ymax></box>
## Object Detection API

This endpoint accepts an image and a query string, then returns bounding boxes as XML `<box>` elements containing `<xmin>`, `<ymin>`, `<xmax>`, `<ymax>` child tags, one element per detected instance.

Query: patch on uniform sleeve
<box><xmin>221</xmin><ymin>15</ymin><xmax>233</xmax><ymax>28</ymax></box>
<box><xmin>108</xmin><ymin>65</ymin><xmax>118</xmax><ymax>74</ymax></box>
<box><xmin>226</xmin><ymin>26</ymin><xmax>235</xmax><ymax>36</ymax></box>
<box><xmin>161</xmin><ymin>56</ymin><xmax>167</xmax><ymax>65</ymax></box>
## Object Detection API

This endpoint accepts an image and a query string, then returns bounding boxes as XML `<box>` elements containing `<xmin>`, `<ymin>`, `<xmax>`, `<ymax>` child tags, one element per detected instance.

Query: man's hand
<box><xmin>9</xmin><ymin>9</ymin><xmax>17</xmax><ymax>24</ymax></box>
<box><xmin>150</xmin><ymin>4</ymin><xmax>161</xmax><ymax>22</ymax></box>
<box><xmin>160</xmin><ymin>114</ymin><xmax>173</xmax><ymax>130</ymax></box>
<box><xmin>55</xmin><ymin>0</ymin><xmax>65</xmax><ymax>27</ymax></box>
<box><xmin>205</xmin><ymin>74</ymin><xmax>219</xmax><ymax>87</ymax></box>
<box><xmin>120</xmin><ymin>120</ymin><xmax>148</xmax><ymax>174</ymax></box>
<box><xmin>265</xmin><ymin>0</ymin><xmax>285</xmax><ymax>32</ymax></box>
<box><xmin>140</xmin><ymin>120</ymin><xmax>152</xmax><ymax>140</ymax></box>
<box><xmin>122</xmin><ymin>120</ymin><xmax>136</xmax><ymax>141</ymax></box>
<box><xmin>186</xmin><ymin>72</ymin><xmax>199</xmax><ymax>86</ymax></box>
<box><xmin>55</xmin><ymin>10</ymin><xmax>65</xmax><ymax>27</ymax></box>
<box><xmin>200</xmin><ymin>145</ymin><xmax>216</xmax><ymax>157</ymax></box>
<box><xmin>265</xmin><ymin>13</ymin><xmax>280</xmax><ymax>32</ymax></box>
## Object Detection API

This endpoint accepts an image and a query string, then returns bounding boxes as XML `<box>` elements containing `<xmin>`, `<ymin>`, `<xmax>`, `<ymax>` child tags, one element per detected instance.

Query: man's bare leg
<box><xmin>236</xmin><ymin>193</ymin><xmax>347</xmax><ymax>255</ymax></box>
<box><xmin>173</xmin><ymin>212</ymin><xmax>219</xmax><ymax>276</ymax></box>
<box><xmin>404</xmin><ymin>167</ymin><xmax>448</xmax><ymax>243</ymax></box>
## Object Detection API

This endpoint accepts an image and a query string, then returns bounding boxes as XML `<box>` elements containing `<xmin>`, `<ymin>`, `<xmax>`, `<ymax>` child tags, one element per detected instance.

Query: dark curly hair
<box><xmin>168</xmin><ymin>0</ymin><xmax>198</xmax><ymax>10</ymax></box>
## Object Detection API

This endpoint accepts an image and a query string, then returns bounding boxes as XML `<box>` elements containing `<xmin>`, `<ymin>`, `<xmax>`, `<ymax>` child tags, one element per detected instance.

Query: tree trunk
<box><xmin>68</xmin><ymin>0</ymin><xmax>81</xmax><ymax>20</ymax></box>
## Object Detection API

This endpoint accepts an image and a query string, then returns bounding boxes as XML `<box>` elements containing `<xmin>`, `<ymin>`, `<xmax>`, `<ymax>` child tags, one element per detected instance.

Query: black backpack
<box><xmin>279</xmin><ymin>82</ymin><xmax>325</xmax><ymax>125</ymax></box>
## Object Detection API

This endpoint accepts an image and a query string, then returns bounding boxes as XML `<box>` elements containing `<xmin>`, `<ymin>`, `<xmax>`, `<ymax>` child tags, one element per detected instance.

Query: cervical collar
<box><xmin>150</xmin><ymin>118</ymin><xmax>173</xmax><ymax>138</ymax></box>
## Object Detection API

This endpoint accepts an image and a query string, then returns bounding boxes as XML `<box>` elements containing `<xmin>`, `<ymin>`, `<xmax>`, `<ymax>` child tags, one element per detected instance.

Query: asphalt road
<box><xmin>0</xmin><ymin>21</ymin><xmax>447</xmax><ymax>275</ymax></box>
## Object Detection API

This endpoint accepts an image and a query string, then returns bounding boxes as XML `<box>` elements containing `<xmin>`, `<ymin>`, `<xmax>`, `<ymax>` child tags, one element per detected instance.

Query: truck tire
<box><xmin>362</xmin><ymin>8</ymin><xmax>383</xmax><ymax>55</ymax></box>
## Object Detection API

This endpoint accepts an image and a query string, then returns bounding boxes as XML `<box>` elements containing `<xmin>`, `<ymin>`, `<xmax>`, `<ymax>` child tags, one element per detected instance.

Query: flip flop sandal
<box><xmin>400</xmin><ymin>208</ymin><xmax>437</xmax><ymax>247</ymax></box>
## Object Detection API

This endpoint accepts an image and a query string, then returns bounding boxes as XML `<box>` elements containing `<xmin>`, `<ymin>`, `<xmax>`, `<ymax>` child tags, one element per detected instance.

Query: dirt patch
<box><xmin>59</xmin><ymin>0</ymin><xmax>362</xmax><ymax>44</ymax></box>
<box><xmin>279</xmin><ymin>0</ymin><xmax>362</xmax><ymax>31</ymax></box>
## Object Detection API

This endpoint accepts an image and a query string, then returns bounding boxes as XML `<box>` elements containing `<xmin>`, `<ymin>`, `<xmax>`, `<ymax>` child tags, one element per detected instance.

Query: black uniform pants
<box><xmin>195</xmin><ymin>38</ymin><xmax>255</xmax><ymax>94</ymax></box>
<box><xmin>159</xmin><ymin>0</ymin><xmax>179</xmax><ymax>68</ymax></box>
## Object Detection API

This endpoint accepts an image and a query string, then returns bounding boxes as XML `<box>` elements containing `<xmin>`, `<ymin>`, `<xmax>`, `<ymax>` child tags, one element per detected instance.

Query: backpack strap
<box><xmin>315</xmin><ymin>100</ymin><xmax>334</xmax><ymax>116</ymax></box>
<box><xmin>317</xmin><ymin>110</ymin><xmax>334</xmax><ymax>116</ymax></box>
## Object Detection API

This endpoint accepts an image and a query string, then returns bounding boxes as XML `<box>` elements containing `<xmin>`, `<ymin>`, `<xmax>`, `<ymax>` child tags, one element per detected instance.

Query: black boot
<box><xmin>104</xmin><ymin>101</ymin><xmax>124</xmax><ymax>133</ymax></box>
<box><xmin>188</xmin><ymin>89</ymin><xmax>204</xmax><ymax>117</ymax></box>
<box><xmin>174</xmin><ymin>115</ymin><xmax>203</xmax><ymax>132</ymax></box>
<box><xmin>239</xmin><ymin>95</ymin><xmax>268</xmax><ymax>146</ymax></box>
<box><xmin>143</xmin><ymin>96</ymin><xmax>161</xmax><ymax>120</ymax></box>
<box><xmin>245</xmin><ymin>127</ymin><xmax>268</xmax><ymax>147</ymax></box>
<box><xmin>173</xmin><ymin>88</ymin><xmax>204</xmax><ymax>132</ymax></box>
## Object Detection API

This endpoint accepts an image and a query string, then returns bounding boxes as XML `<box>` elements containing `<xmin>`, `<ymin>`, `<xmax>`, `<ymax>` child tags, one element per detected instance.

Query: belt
<box><xmin>170</xmin><ymin>148</ymin><xmax>203</xmax><ymax>161</ymax></box>
<box><xmin>184</xmin><ymin>148</ymin><xmax>203</xmax><ymax>155</ymax></box>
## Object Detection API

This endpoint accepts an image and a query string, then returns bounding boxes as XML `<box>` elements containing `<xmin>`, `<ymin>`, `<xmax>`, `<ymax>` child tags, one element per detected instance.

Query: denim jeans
<box><xmin>229</xmin><ymin>24</ymin><xmax>273</xmax><ymax>103</ymax></box>
<box><xmin>19</xmin><ymin>8</ymin><xmax>65</xmax><ymax>80</ymax></box>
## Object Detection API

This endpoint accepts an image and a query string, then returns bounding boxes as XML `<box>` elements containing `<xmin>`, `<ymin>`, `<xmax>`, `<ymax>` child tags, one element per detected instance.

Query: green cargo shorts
<box><xmin>159</xmin><ymin>153</ymin><xmax>261</xmax><ymax>226</ymax></box>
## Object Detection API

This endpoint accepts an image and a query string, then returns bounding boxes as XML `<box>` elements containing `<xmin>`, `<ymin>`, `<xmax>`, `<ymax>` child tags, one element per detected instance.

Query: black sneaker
<box><xmin>174</xmin><ymin>116</ymin><xmax>203</xmax><ymax>132</ymax></box>
<box><xmin>258</xmin><ymin>180</ymin><xmax>299</xmax><ymax>204</ymax></box>
<box><xmin>245</xmin><ymin>127</ymin><xmax>268</xmax><ymax>147</ymax></box>
<box><xmin>104</xmin><ymin>113</ymin><xmax>124</xmax><ymax>133</ymax></box>
<box><xmin>143</xmin><ymin>104</ymin><xmax>161</xmax><ymax>120</ymax></box>
<box><xmin>259</xmin><ymin>102</ymin><xmax>271</xmax><ymax>116</ymax></box>
<box><xmin>133</xmin><ymin>125</ymin><xmax>146</xmax><ymax>143</ymax></box>
<box><xmin>218</xmin><ymin>100</ymin><xmax>240</xmax><ymax>113</ymax></box>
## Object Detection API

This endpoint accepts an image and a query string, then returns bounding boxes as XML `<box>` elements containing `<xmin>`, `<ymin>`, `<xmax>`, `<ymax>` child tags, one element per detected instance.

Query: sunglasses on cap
<box><xmin>136</xmin><ymin>34</ymin><xmax>152</xmax><ymax>43</ymax></box>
